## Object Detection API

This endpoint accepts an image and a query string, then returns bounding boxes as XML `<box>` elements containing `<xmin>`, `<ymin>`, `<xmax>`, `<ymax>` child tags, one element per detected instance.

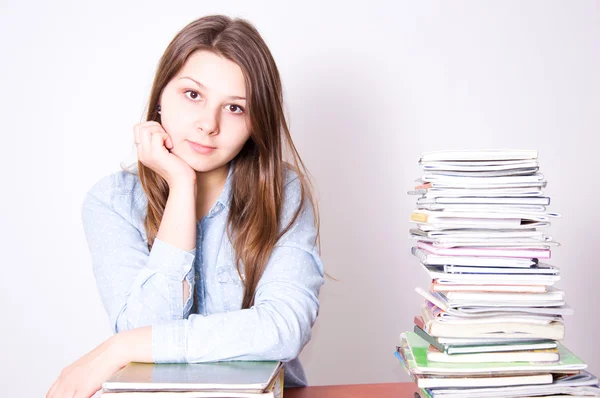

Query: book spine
<box><xmin>414</xmin><ymin>316</ymin><xmax>426</xmax><ymax>331</ymax></box>
<box><xmin>413</xmin><ymin>325</ymin><xmax>446</xmax><ymax>353</ymax></box>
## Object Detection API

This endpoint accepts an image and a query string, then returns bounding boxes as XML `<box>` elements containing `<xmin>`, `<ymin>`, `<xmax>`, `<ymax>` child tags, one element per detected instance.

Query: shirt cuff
<box><xmin>183</xmin><ymin>271</ymin><xmax>195</xmax><ymax>317</ymax></box>
<box><xmin>147</xmin><ymin>237</ymin><xmax>196</xmax><ymax>280</ymax></box>
<box><xmin>152</xmin><ymin>319</ymin><xmax>188</xmax><ymax>363</ymax></box>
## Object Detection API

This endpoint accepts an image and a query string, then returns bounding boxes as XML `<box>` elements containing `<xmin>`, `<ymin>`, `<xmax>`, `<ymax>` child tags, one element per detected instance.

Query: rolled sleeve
<box><xmin>147</xmin><ymin>238</ymin><xmax>196</xmax><ymax>279</ymax></box>
<box><xmin>152</xmin><ymin>319</ymin><xmax>188</xmax><ymax>363</ymax></box>
<box><xmin>144</xmin><ymin>237</ymin><xmax>196</xmax><ymax>325</ymax></box>
<box><xmin>81</xmin><ymin>174</ymin><xmax>197</xmax><ymax>333</ymax></box>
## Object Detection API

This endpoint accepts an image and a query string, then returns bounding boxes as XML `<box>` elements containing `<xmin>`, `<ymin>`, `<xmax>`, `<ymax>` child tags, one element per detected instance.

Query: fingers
<box><xmin>151</xmin><ymin>130</ymin><xmax>172</xmax><ymax>151</ymax></box>
<box><xmin>46</xmin><ymin>379</ymin><xmax>59</xmax><ymax>398</ymax></box>
<box><xmin>75</xmin><ymin>384</ymin><xmax>101</xmax><ymax>398</ymax></box>
<box><xmin>133</xmin><ymin>122</ymin><xmax>173</xmax><ymax>152</ymax></box>
<box><xmin>131</xmin><ymin>121</ymin><xmax>193</xmax><ymax>183</ymax></box>
<box><xmin>48</xmin><ymin>384</ymin><xmax>70</xmax><ymax>398</ymax></box>
<box><xmin>74</xmin><ymin>386</ymin><xmax>98</xmax><ymax>398</ymax></box>
<box><xmin>64</xmin><ymin>388</ymin><xmax>77</xmax><ymax>398</ymax></box>
<box><xmin>133</xmin><ymin>121</ymin><xmax>160</xmax><ymax>145</ymax></box>
<box><xmin>47</xmin><ymin>377</ymin><xmax>95</xmax><ymax>398</ymax></box>
<box><xmin>133</xmin><ymin>124</ymin><xmax>140</xmax><ymax>146</ymax></box>
<box><xmin>140</xmin><ymin>127</ymin><xmax>153</xmax><ymax>150</ymax></box>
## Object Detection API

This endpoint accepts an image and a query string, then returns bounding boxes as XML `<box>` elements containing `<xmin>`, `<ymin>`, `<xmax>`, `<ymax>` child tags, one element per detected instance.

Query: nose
<box><xmin>196</xmin><ymin>106</ymin><xmax>219</xmax><ymax>135</ymax></box>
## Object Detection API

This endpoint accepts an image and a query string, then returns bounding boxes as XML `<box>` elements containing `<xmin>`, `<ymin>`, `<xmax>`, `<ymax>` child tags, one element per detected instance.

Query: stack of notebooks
<box><xmin>396</xmin><ymin>150</ymin><xmax>600</xmax><ymax>397</ymax></box>
<box><xmin>99</xmin><ymin>361</ymin><xmax>284</xmax><ymax>397</ymax></box>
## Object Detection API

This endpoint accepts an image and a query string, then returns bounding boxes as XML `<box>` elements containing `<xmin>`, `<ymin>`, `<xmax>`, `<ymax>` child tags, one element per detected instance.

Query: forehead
<box><xmin>176</xmin><ymin>50</ymin><xmax>246</xmax><ymax>96</ymax></box>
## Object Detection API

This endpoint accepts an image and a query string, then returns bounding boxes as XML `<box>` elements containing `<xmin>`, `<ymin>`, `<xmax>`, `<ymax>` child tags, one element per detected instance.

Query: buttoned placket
<box><xmin>193</xmin><ymin>221</ymin><xmax>203</xmax><ymax>315</ymax></box>
<box><xmin>194</xmin><ymin>201</ymin><xmax>226</xmax><ymax>316</ymax></box>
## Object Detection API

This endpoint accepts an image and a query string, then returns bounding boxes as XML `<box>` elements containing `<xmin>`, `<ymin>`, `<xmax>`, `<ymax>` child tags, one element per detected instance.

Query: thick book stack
<box><xmin>396</xmin><ymin>150</ymin><xmax>600</xmax><ymax>398</ymax></box>
<box><xmin>100</xmin><ymin>361</ymin><xmax>284</xmax><ymax>398</ymax></box>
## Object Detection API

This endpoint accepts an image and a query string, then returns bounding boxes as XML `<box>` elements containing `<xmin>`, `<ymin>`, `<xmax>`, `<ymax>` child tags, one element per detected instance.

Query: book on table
<box><xmin>101</xmin><ymin>361</ymin><xmax>284</xmax><ymax>398</ymax></box>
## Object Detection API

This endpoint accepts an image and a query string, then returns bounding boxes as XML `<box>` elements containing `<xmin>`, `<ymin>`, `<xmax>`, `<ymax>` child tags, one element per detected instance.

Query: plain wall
<box><xmin>1</xmin><ymin>1</ymin><xmax>598</xmax><ymax>396</ymax></box>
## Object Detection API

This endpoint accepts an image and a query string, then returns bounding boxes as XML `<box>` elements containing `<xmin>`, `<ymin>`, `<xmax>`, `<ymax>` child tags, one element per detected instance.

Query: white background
<box><xmin>1</xmin><ymin>1</ymin><xmax>598</xmax><ymax>396</ymax></box>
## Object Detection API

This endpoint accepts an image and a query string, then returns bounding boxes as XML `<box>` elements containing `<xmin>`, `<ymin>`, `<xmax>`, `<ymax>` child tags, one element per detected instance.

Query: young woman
<box><xmin>47</xmin><ymin>15</ymin><xmax>324</xmax><ymax>398</ymax></box>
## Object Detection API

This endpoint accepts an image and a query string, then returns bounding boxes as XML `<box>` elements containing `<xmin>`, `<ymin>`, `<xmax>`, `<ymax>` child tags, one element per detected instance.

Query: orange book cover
<box><xmin>414</xmin><ymin>182</ymin><xmax>431</xmax><ymax>190</ymax></box>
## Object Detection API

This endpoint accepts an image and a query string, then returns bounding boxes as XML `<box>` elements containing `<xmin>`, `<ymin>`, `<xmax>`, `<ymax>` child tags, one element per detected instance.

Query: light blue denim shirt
<box><xmin>81</xmin><ymin>162</ymin><xmax>324</xmax><ymax>387</ymax></box>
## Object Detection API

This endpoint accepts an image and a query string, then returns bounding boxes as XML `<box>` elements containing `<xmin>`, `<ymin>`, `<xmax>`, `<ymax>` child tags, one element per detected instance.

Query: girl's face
<box><xmin>158</xmin><ymin>50</ymin><xmax>251</xmax><ymax>173</ymax></box>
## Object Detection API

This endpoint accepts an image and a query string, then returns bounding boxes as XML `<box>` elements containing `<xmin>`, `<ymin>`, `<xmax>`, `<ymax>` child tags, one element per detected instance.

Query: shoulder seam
<box><xmin>283</xmin><ymin>175</ymin><xmax>300</xmax><ymax>188</ymax></box>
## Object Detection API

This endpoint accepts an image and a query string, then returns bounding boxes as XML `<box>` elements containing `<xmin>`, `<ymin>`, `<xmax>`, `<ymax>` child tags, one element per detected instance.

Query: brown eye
<box><xmin>226</xmin><ymin>104</ymin><xmax>244</xmax><ymax>114</ymax></box>
<box><xmin>185</xmin><ymin>90</ymin><xmax>201</xmax><ymax>100</ymax></box>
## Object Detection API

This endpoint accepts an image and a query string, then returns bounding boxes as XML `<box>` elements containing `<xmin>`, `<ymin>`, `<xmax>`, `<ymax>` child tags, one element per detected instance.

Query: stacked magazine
<box><xmin>397</xmin><ymin>150</ymin><xmax>600</xmax><ymax>398</ymax></box>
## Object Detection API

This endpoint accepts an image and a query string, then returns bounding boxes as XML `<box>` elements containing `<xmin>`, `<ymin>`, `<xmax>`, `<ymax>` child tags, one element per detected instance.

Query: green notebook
<box><xmin>102</xmin><ymin>361</ymin><xmax>283</xmax><ymax>393</ymax></box>
<box><xmin>400</xmin><ymin>332</ymin><xmax>586</xmax><ymax>374</ymax></box>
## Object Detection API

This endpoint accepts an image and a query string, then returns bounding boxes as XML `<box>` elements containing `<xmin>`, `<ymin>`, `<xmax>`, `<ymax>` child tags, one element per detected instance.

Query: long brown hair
<box><xmin>127</xmin><ymin>15</ymin><xmax>320</xmax><ymax>309</ymax></box>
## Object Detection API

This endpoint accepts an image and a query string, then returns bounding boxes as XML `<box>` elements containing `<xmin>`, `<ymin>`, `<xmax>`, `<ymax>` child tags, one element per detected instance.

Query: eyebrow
<box><xmin>178</xmin><ymin>76</ymin><xmax>246</xmax><ymax>101</ymax></box>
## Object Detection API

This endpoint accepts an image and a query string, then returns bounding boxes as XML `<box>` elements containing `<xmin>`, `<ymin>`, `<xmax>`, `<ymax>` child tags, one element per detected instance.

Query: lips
<box><xmin>189</xmin><ymin>140</ymin><xmax>215</xmax><ymax>149</ymax></box>
<box><xmin>188</xmin><ymin>140</ymin><xmax>216</xmax><ymax>154</ymax></box>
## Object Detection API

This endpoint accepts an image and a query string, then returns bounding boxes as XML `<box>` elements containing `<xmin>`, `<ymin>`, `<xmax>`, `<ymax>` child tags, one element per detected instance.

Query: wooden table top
<box><xmin>285</xmin><ymin>382</ymin><xmax>419</xmax><ymax>398</ymax></box>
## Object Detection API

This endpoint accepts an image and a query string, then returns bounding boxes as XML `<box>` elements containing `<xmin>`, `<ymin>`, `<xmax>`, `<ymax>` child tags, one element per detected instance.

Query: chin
<box><xmin>190</xmin><ymin>164</ymin><xmax>216</xmax><ymax>173</ymax></box>
<box><xmin>188</xmin><ymin>159</ymin><xmax>224</xmax><ymax>174</ymax></box>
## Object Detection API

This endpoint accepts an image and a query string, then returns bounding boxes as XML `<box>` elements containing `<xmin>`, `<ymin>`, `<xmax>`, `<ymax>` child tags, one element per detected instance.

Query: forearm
<box><xmin>112</xmin><ymin>326</ymin><xmax>153</xmax><ymax>365</ymax></box>
<box><xmin>152</xmin><ymin>247</ymin><xmax>324</xmax><ymax>364</ymax></box>
<box><xmin>152</xmin><ymin>295</ymin><xmax>317</xmax><ymax>364</ymax></box>
<box><xmin>156</xmin><ymin>181</ymin><xmax>197</xmax><ymax>304</ymax></box>
<box><xmin>157</xmin><ymin>181</ymin><xmax>197</xmax><ymax>251</ymax></box>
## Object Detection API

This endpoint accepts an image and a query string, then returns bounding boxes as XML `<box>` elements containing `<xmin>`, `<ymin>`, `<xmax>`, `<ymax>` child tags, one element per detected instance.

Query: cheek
<box><xmin>160</xmin><ymin>113</ymin><xmax>190</xmax><ymax>140</ymax></box>
<box><xmin>221</xmin><ymin>118</ymin><xmax>251</xmax><ymax>146</ymax></box>
<box><xmin>159</xmin><ymin>90</ymin><xmax>193</xmax><ymax>137</ymax></box>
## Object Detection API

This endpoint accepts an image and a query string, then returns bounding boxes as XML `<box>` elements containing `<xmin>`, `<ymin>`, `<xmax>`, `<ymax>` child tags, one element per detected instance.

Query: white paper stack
<box><xmin>396</xmin><ymin>150</ymin><xmax>600</xmax><ymax>398</ymax></box>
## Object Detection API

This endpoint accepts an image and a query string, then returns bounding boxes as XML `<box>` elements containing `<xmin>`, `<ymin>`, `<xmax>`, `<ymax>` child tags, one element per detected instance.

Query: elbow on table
<box><xmin>257</xmin><ymin>304</ymin><xmax>315</xmax><ymax>362</ymax></box>
<box><xmin>275</xmin><ymin>332</ymin><xmax>306</xmax><ymax>363</ymax></box>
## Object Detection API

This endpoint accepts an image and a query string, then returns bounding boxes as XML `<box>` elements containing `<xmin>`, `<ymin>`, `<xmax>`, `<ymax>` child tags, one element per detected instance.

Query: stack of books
<box><xmin>100</xmin><ymin>361</ymin><xmax>284</xmax><ymax>397</ymax></box>
<box><xmin>397</xmin><ymin>150</ymin><xmax>600</xmax><ymax>397</ymax></box>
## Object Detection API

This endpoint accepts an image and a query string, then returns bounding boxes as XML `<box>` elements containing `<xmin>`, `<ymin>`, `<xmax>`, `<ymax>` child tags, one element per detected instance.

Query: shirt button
<box><xmin>194</xmin><ymin>274</ymin><xmax>199</xmax><ymax>281</ymax></box>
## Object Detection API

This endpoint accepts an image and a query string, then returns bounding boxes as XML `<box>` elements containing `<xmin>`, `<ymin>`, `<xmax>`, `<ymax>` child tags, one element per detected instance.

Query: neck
<box><xmin>195</xmin><ymin>163</ymin><xmax>229</xmax><ymax>193</ymax></box>
<box><xmin>195</xmin><ymin>162</ymin><xmax>230</xmax><ymax>220</ymax></box>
